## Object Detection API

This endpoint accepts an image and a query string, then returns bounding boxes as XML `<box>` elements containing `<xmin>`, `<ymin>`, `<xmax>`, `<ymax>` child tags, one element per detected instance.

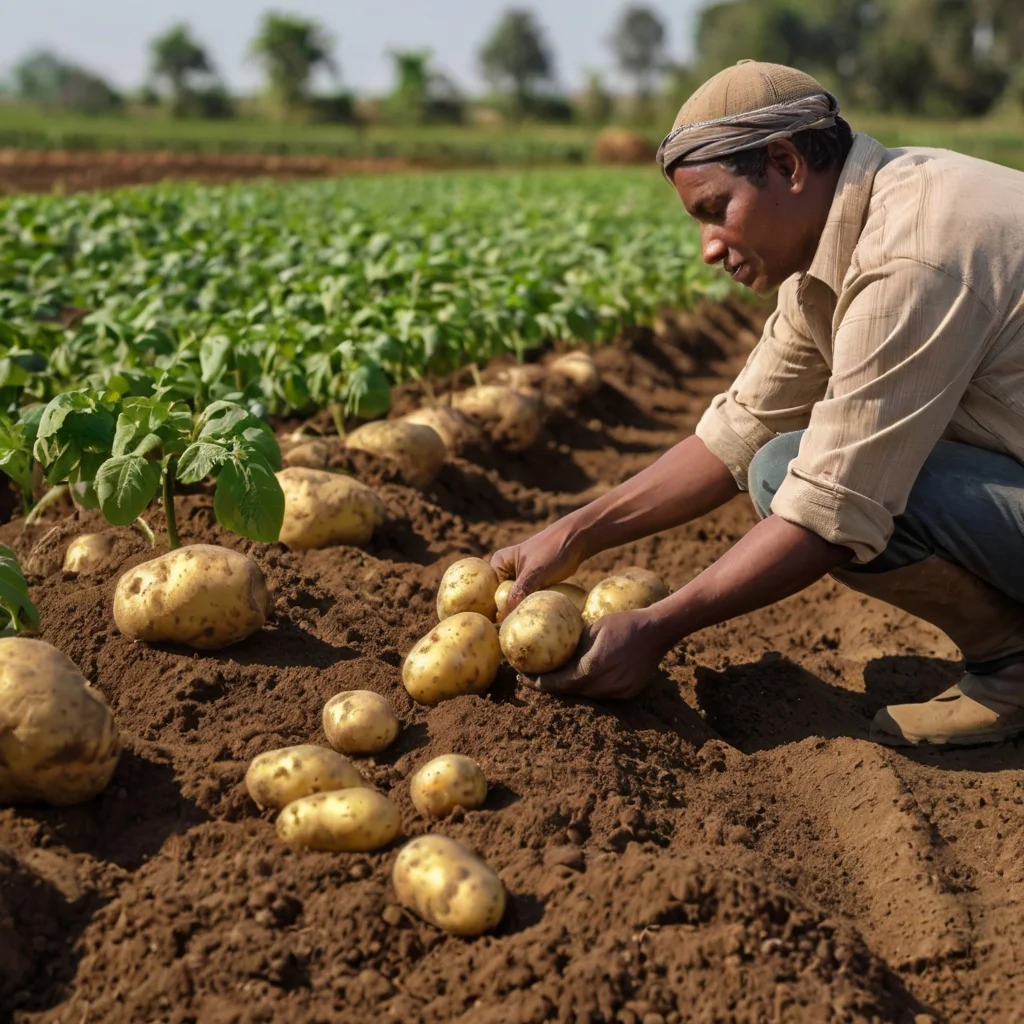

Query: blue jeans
<box><xmin>748</xmin><ymin>431</ymin><xmax>1024</xmax><ymax>602</ymax></box>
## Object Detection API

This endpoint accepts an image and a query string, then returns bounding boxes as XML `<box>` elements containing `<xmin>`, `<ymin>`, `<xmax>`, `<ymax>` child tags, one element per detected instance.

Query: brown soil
<box><xmin>1</xmin><ymin>300</ymin><xmax>1016</xmax><ymax>1024</ymax></box>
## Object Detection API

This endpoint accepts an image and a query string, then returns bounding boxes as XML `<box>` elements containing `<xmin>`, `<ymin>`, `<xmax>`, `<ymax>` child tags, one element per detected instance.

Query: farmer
<box><xmin>492</xmin><ymin>59</ymin><xmax>1024</xmax><ymax>747</ymax></box>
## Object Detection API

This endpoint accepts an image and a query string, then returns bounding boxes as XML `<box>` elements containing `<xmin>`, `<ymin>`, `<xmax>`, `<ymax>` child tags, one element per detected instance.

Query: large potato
<box><xmin>581</xmin><ymin>568</ymin><xmax>670</xmax><ymax>626</ymax></box>
<box><xmin>114</xmin><ymin>544</ymin><xmax>270</xmax><ymax>650</ymax></box>
<box><xmin>322</xmin><ymin>690</ymin><xmax>399</xmax><ymax>755</ymax></box>
<box><xmin>276</xmin><ymin>787</ymin><xmax>401</xmax><ymax>852</ymax></box>
<box><xmin>499</xmin><ymin>591</ymin><xmax>583</xmax><ymax>675</ymax></box>
<box><xmin>403</xmin><ymin>407</ymin><xmax>478</xmax><ymax>454</ymax></box>
<box><xmin>282</xmin><ymin>439</ymin><xmax>330</xmax><ymax>470</ymax></box>
<box><xmin>403</xmin><ymin>612</ymin><xmax>501</xmax><ymax>707</ymax></box>
<box><xmin>63</xmin><ymin>533</ymin><xmax>115</xmax><ymax>574</ymax></box>
<box><xmin>494</xmin><ymin>580</ymin><xmax>588</xmax><ymax>622</ymax></box>
<box><xmin>392</xmin><ymin>835</ymin><xmax>506</xmax><ymax>937</ymax></box>
<box><xmin>550</xmin><ymin>352</ymin><xmax>601</xmax><ymax>396</ymax></box>
<box><xmin>345</xmin><ymin>421</ymin><xmax>446</xmax><ymax>489</ymax></box>
<box><xmin>0</xmin><ymin>638</ymin><xmax>121</xmax><ymax>806</ymax></box>
<box><xmin>452</xmin><ymin>386</ymin><xmax>543</xmax><ymax>453</ymax></box>
<box><xmin>410</xmin><ymin>754</ymin><xmax>487</xmax><ymax>818</ymax></box>
<box><xmin>245</xmin><ymin>744</ymin><xmax>365</xmax><ymax>810</ymax></box>
<box><xmin>436</xmin><ymin>557</ymin><xmax>499</xmax><ymax>621</ymax></box>
<box><xmin>277</xmin><ymin>467</ymin><xmax>386</xmax><ymax>550</ymax></box>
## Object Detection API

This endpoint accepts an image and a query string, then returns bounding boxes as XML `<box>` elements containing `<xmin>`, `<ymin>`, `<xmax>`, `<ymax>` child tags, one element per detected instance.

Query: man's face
<box><xmin>670</xmin><ymin>145</ymin><xmax>821</xmax><ymax>296</ymax></box>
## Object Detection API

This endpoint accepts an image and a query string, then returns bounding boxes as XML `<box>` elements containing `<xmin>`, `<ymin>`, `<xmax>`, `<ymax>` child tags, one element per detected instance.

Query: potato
<box><xmin>499</xmin><ymin>590</ymin><xmax>583</xmax><ymax>675</ymax></box>
<box><xmin>276</xmin><ymin>787</ymin><xmax>400</xmax><ymax>852</ymax></box>
<box><xmin>581</xmin><ymin>568</ymin><xmax>670</xmax><ymax>626</ymax></box>
<box><xmin>63</xmin><ymin>533</ymin><xmax>114</xmax><ymax>574</ymax></box>
<box><xmin>410</xmin><ymin>754</ymin><xmax>487</xmax><ymax>818</ymax></box>
<box><xmin>282</xmin><ymin>439</ymin><xmax>330</xmax><ymax>470</ymax></box>
<box><xmin>495</xmin><ymin>365</ymin><xmax>543</xmax><ymax>393</ymax></box>
<box><xmin>392</xmin><ymin>835</ymin><xmax>506</xmax><ymax>937</ymax></box>
<box><xmin>0</xmin><ymin>638</ymin><xmax>121</xmax><ymax>806</ymax></box>
<box><xmin>550</xmin><ymin>352</ymin><xmax>601</xmax><ymax>396</ymax></box>
<box><xmin>436</xmin><ymin>557</ymin><xmax>499</xmax><ymax>621</ymax></box>
<box><xmin>345</xmin><ymin>421</ymin><xmax>446</xmax><ymax>489</ymax></box>
<box><xmin>245</xmin><ymin>744</ymin><xmax>365</xmax><ymax>810</ymax></box>
<box><xmin>452</xmin><ymin>386</ymin><xmax>543</xmax><ymax>453</ymax></box>
<box><xmin>494</xmin><ymin>579</ymin><xmax>514</xmax><ymax>620</ymax></box>
<box><xmin>494</xmin><ymin>579</ymin><xmax>587</xmax><ymax>622</ymax></box>
<box><xmin>277</xmin><ymin>467</ymin><xmax>386</xmax><ymax>550</ymax></box>
<box><xmin>403</xmin><ymin>612</ymin><xmax>501</xmax><ymax>706</ymax></box>
<box><xmin>403</xmin><ymin>407</ymin><xmax>479</xmax><ymax>454</ymax></box>
<box><xmin>323</xmin><ymin>690</ymin><xmax>399</xmax><ymax>755</ymax></box>
<box><xmin>114</xmin><ymin>544</ymin><xmax>270</xmax><ymax>650</ymax></box>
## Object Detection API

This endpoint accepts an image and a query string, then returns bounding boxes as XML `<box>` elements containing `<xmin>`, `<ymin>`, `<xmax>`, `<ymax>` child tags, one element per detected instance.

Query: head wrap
<box><xmin>657</xmin><ymin>60</ymin><xmax>839</xmax><ymax>177</ymax></box>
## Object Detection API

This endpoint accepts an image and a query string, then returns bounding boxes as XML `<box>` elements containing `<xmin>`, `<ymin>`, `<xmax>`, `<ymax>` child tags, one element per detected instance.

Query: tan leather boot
<box><xmin>832</xmin><ymin>557</ymin><xmax>1024</xmax><ymax>746</ymax></box>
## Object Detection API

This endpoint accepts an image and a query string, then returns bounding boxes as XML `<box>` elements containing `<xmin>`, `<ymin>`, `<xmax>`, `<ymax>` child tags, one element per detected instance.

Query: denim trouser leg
<box><xmin>747</xmin><ymin>430</ymin><xmax>1024</xmax><ymax>604</ymax></box>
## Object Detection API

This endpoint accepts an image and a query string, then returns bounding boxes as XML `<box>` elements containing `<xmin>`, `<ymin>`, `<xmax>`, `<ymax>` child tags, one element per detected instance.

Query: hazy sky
<box><xmin>2</xmin><ymin>1</ymin><xmax>706</xmax><ymax>95</ymax></box>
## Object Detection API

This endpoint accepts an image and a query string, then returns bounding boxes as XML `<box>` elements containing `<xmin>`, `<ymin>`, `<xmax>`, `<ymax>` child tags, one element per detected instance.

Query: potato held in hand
<box><xmin>245</xmin><ymin>744</ymin><xmax>365</xmax><ymax>810</ymax></box>
<box><xmin>0</xmin><ymin>638</ymin><xmax>121</xmax><ymax>806</ymax></box>
<box><xmin>410</xmin><ymin>754</ymin><xmax>487</xmax><ymax>818</ymax></box>
<box><xmin>494</xmin><ymin>580</ymin><xmax>587</xmax><ymax>621</ymax></box>
<box><xmin>393</xmin><ymin>835</ymin><xmax>506</xmax><ymax>937</ymax></box>
<box><xmin>403</xmin><ymin>612</ymin><xmax>501</xmax><ymax>706</ymax></box>
<box><xmin>63</xmin><ymin>533</ymin><xmax>114</xmax><ymax>574</ymax></box>
<box><xmin>436</xmin><ymin>557</ymin><xmax>499</xmax><ymax>621</ymax></box>
<box><xmin>499</xmin><ymin>591</ymin><xmax>583</xmax><ymax>675</ymax></box>
<box><xmin>345</xmin><ymin>421</ymin><xmax>446</xmax><ymax>489</ymax></box>
<box><xmin>277</xmin><ymin>467</ymin><xmax>386</xmax><ymax>550</ymax></box>
<box><xmin>114</xmin><ymin>544</ymin><xmax>270</xmax><ymax>650</ymax></box>
<box><xmin>323</xmin><ymin>690</ymin><xmax>399</xmax><ymax>755</ymax></box>
<box><xmin>277</xmin><ymin>787</ymin><xmax>401</xmax><ymax>852</ymax></box>
<box><xmin>582</xmin><ymin>568</ymin><xmax>669</xmax><ymax>626</ymax></box>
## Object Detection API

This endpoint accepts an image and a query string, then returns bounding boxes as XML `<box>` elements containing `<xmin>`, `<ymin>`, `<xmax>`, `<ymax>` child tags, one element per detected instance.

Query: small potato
<box><xmin>345</xmin><ymin>421</ymin><xmax>446</xmax><ymax>489</ymax></box>
<box><xmin>282</xmin><ymin>439</ymin><xmax>330</xmax><ymax>469</ymax></box>
<box><xmin>276</xmin><ymin>787</ymin><xmax>400</xmax><ymax>852</ymax></box>
<box><xmin>436</xmin><ymin>557</ymin><xmax>499</xmax><ymax>621</ymax></box>
<box><xmin>499</xmin><ymin>591</ymin><xmax>582</xmax><ymax>675</ymax></box>
<box><xmin>403</xmin><ymin>612</ymin><xmax>501</xmax><ymax>707</ymax></box>
<box><xmin>581</xmin><ymin>568</ymin><xmax>670</xmax><ymax>626</ymax></box>
<box><xmin>410</xmin><ymin>754</ymin><xmax>487</xmax><ymax>818</ymax></box>
<box><xmin>114</xmin><ymin>544</ymin><xmax>270</xmax><ymax>650</ymax></box>
<box><xmin>403</xmin><ymin>407</ymin><xmax>479</xmax><ymax>454</ymax></box>
<box><xmin>392</xmin><ymin>835</ymin><xmax>506</xmax><ymax>937</ymax></box>
<box><xmin>452</xmin><ymin>386</ymin><xmax>543</xmax><ymax>453</ymax></box>
<box><xmin>277</xmin><ymin>467</ymin><xmax>386</xmax><ymax>550</ymax></box>
<box><xmin>245</xmin><ymin>744</ymin><xmax>365</xmax><ymax>810</ymax></box>
<box><xmin>0</xmin><ymin>638</ymin><xmax>121</xmax><ymax>806</ymax></box>
<box><xmin>323</xmin><ymin>690</ymin><xmax>400</xmax><ymax>755</ymax></box>
<box><xmin>63</xmin><ymin>533</ymin><xmax>114</xmax><ymax>574</ymax></box>
<box><xmin>494</xmin><ymin>579</ymin><xmax>514</xmax><ymax>620</ymax></box>
<box><xmin>494</xmin><ymin>580</ymin><xmax>587</xmax><ymax>622</ymax></box>
<box><xmin>550</xmin><ymin>352</ymin><xmax>601</xmax><ymax>396</ymax></box>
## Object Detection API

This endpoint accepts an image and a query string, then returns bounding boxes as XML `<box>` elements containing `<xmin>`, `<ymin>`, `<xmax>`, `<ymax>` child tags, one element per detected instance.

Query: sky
<box><xmin>1</xmin><ymin>0</ymin><xmax>707</xmax><ymax>96</ymax></box>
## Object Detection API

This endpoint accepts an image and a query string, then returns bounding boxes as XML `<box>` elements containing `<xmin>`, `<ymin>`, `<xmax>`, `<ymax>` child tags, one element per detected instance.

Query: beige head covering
<box><xmin>657</xmin><ymin>60</ymin><xmax>839</xmax><ymax>176</ymax></box>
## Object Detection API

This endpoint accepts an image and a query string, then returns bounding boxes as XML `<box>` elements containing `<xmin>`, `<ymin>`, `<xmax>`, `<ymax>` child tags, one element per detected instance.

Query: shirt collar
<box><xmin>805</xmin><ymin>133</ymin><xmax>889</xmax><ymax>297</ymax></box>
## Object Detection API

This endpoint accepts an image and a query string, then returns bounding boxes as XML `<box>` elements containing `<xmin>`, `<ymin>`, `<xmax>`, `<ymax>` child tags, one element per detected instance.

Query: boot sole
<box><xmin>870</xmin><ymin>722</ymin><xmax>1024</xmax><ymax>748</ymax></box>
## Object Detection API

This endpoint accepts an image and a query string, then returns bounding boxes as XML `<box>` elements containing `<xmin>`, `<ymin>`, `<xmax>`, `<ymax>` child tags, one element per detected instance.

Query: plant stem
<box><xmin>422</xmin><ymin>379</ymin><xmax>437</xmax><ymax>408</ymax></box>
<box><xmin>331</xmin><ymin>404</ymin><xmax>346</xmax><ymax>438</ymax></box>
<box><xmin>163</xmin><ymin>459</ymin><xmax>180</xmax><ymax>550</ymax></box>
<box><xmin>131</xmin><ymin>517</ymin><xmax>156</xmax><ymax>547</ymax></box>
<box><xmin>24</xmin><ymin>484</ymin><xmax>69</xmax><ymax>527</ymax></box>
<box><xmin>469</xmin><ymin>362</ymin><xmax>483</xmax><ymax>389</ymax></box>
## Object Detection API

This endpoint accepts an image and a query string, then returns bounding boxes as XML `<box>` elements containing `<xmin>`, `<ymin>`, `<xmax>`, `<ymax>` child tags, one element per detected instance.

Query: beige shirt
<box><xmin>696</xmin><ymin>133</ymin><xmax>1024</xmax><ymax>562</ymax></box>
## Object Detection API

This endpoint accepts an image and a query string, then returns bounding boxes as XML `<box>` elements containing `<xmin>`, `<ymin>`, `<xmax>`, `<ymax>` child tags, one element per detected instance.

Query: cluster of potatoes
<box><xmin>245</xmin><ymin>690</ymin><xmax>504</xmax><ymax>938</ymax></box>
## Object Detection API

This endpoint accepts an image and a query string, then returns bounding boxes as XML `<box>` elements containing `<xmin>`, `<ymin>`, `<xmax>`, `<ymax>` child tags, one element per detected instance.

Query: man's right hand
<box><xmin>490</xmin><ymin>517</ymin><xmax>588</xmax><ymax>613</ymax></box>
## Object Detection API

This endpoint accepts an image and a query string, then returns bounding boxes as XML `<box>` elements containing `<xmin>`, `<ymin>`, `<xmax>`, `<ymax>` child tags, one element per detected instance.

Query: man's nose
<box><xmin>701</xmin><ymin>228</ymin><xmax>727</xmax><ymax>266</ymax></box>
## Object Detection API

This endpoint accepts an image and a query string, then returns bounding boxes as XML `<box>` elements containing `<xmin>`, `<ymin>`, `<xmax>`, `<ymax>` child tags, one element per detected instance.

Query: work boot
<box><xmin>831</xmin><ymin>556</ymin><xmax>1024</xmax><ymax>746</ymax></box>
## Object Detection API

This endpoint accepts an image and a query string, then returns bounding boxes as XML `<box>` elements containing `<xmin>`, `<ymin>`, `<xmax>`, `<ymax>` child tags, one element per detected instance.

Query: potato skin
<box><xmin>392</xmin><ymin>835</ymin><xmax>506</xmax><ymax>937</ymax></box>
<box><xmin>494</xmin><ymin>580</ymin><xmax>587</xmax><ymax>622</ymax></box>
<box><xmin>452</xmin><ymin>386</ymin><xmax>542</xmax><ymax>453</ymax></box>
<box><xmin>581</xmin><ymin>569</ymin><xmax>670</xmax><ymax>626</ymax></box>
<box><xmin>402</xmin><ymin>407</ymin><xmax>478</xmax><ymax>454</ymax></box>
<box><xmin>550</xmin><ymin>352</ymin><xmax>601</xmax><ymax>396</ymax></box>
<box><xmin>276</xmin><ymin>787</ymin><xmax>401</xmax><ymax>852</ymax></box>
<box><xmin>322</xmin><ymin>690</ymin><xmax>399</xmax><ymax>755</ymax></box>
<box><xmin>282</xmin><ymin>439</ymin><xmax>330</xmax><ymax>470</ymax></box>
<box><xmin>277</xmin><ymin>467</ymin><xmax>386</xmax><ymax>550</ymax></box>
<box><xmin>410</xmin><ymin>754</ymin><xmax>487</xmax><ymax>817</ymax></box>
<box><xmin>499</xmin><ymin>591</ymin><xmax>583</xmax><ymax>675</ymax></box>
<box><xmin>245</xmin><ymin>744</ymin><xmax>365</xmax><ymax>810</ymax></box>
<box><xmin>403</xmin><ymin>612</ymin><xmax>501</xmax><ymax>706</ymax></box>
<box><xmin>493</xmin><ymin>579</ymin><xmax>514</xmax><ymax>620</ymax></box>
<box><xmin>0</xmin><ymin>638</ymin><xmax>121</xmax><ymax>806</ymax></box>
<box><xmin>436</xmin><ymin>557</ymin><xmax>499</xmax><ymax>621</ymax></box>
<box><xmin>345</xmin><ymin>421</ymin><xmax>446</xmax><ymax>489</ymax></box>
<box><xmin>114</xmin><ymin>544</ymin><xmax>270</xmax><ymax>650</ymax></box>
<box><xmin>63</xmin><ymin>533</ymin><xmax>115</xmax><ymax>574</ymax></box>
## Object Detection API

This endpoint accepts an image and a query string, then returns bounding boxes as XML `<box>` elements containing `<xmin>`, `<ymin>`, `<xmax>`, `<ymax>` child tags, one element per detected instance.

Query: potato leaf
<box><xmin>213</xmin><ymin>454</ymin><xmax>284</xmax><ymax>543</ymax></box>
<box><xmin>0</xmin><ymin>544</ymin><xmax>39</xmax><ymax>635</ymax></box>
<box><xmin>177</xmin><ymin>441</ymin><xmax>231</xmax><ymax>484</ymax></box>
<box><xmin>95</xmin><ymin>454</ymin><xmax>162</xmax><ymax>526</ymax></box>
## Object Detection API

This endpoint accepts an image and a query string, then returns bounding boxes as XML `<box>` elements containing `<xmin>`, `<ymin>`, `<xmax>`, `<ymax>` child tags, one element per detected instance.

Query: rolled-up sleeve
<box><xmin>771</xmin><ymin>258</ymin><xmax>990</xmax><ymax>562</ymax></box>
<box><xmin>696</xmin><ymin>277</ymin><xmax>831</xmax><ymax>487</ymax></box>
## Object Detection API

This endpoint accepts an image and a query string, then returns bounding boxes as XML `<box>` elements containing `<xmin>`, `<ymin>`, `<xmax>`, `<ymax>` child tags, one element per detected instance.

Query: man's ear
<box><xmin>766</xmin><ymin>140</ymin><xmax>806</xmax><ymax>193</ymax></box>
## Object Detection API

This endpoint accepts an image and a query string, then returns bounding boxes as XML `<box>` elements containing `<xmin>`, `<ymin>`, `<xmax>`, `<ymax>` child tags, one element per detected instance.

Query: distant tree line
<box><xmin>2</xmin><ymin>2</ymin><xmax>1022</xmax><ymax>124</ymax></box>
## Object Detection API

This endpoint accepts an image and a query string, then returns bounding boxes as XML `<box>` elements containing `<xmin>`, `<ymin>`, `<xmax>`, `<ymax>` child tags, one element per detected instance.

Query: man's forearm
<box><xmin>564</xmin><ymin>435</ymin><xmax>740</xmax><ymax>559</ymax></box>
<box><xmin>646</xmin><ymin>514</ymin><xmax>854</xmax><ymax>644</ymax></box>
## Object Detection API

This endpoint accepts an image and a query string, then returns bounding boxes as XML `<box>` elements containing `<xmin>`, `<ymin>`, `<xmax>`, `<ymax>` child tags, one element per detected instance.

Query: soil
<box><xmin>1</xmin><ymin>299</ymin><xmax>1018</xmax><ymax>1024</ymax></box>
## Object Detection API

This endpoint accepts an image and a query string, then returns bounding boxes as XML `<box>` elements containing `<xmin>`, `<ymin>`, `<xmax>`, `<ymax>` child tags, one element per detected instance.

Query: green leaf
<box><xmin>240</xmin><ymin>426</ymin><xmax>282</xmax><ymax>472</ymax></box>
<box><xmin>177</xmin><ymin>441</ymin><xmax>230</xmax><ymax>484</ymax></box>
<box><xmin>214</xmin><ymin>455</ymin><xmax>284</xmax><ymax>543</ymax></box>
<box><xmin>36</xmin><ymin>392</ymin><xmax>93</xmax><ymax>441</ymax></box>
<box><xmin>95</xmin><ymin>455</ymin><xmax>162</xmax><ymax>526</ymax></box>
<box><xmin>199</xmin><ymin>334</ymin><xmax>232</xmax><ymax>385</ymax></box>
<box><xmin>196</xmin><ymin>401</ymin><xmax>252</xmax><ymax>440</ymax></box>
<box><xmin>0</xmin><ymin>544</ymin><xmax>39</xmax><ymax>634</ymax></box>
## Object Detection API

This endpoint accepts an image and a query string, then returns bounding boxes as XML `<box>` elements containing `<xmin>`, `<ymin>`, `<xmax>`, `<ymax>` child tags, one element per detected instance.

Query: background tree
<box><xmin>478</xmin><ymin>8</ymin><xmax>554</xmax><ymax>118</ymax></box>
<box><xmin>576</xmin><ymin>70</ymin><xmax>615</xmax><ymax>124</ymax></box>
<box><xmin>249</xmin><ymin>12</ymin><xmax>336</xmax><ymax>118</ymax></box>
<box><xmin>609</xmin><ymin>5</ymin><xmax>668</xmax><ymax>120</ymax></box>
<box><xmin>150</xmin><ymin>24</ymin><xmax>215</xmax><ymax>117</ymax></box>
<box><xmin>12</xmin><ymin>50</ymin><xmax>121</xmax><ymax>114</ymax></box>
<box><xmin>386</xmin><ymin>50</ymin><xmax>463</xmax><ymax>124</ymax></box>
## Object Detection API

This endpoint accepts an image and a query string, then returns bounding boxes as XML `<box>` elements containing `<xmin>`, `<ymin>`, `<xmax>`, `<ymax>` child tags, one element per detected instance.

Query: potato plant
<box><xmin>0</xmin><ymin>544</ymin><xmax>38</xmax><ymax>636</ymax></box>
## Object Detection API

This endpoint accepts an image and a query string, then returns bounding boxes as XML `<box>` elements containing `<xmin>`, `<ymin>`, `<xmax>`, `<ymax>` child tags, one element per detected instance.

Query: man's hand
<box><xmin>491</xmin><ymin>517</ymin><xmax>588</xmax><ymax>611</ymax></box>
<box><xmin>518</xmin><ymin>608</ymin><xmax>672</xmax><ymax>700</ymax></box>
